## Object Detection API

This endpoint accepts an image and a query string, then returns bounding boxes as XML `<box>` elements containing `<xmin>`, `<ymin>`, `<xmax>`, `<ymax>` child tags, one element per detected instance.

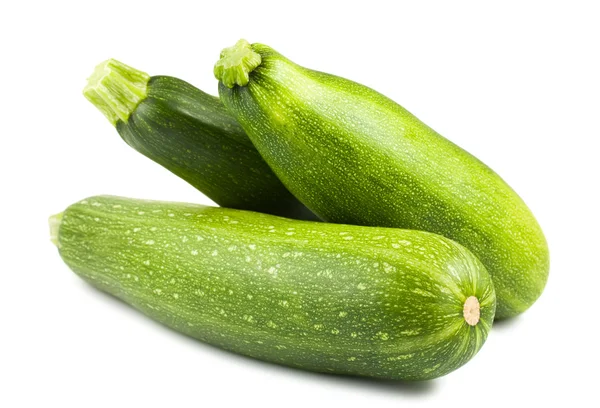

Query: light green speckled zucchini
<box><xmin>215</xmin><ymin>39</ymin><xmax>548</xmax><ymax>318</ymax></box>
<box><xmin>50</xmin><ymin>195</ymin><xmax>495</xmax><ymax>380</ymax></box>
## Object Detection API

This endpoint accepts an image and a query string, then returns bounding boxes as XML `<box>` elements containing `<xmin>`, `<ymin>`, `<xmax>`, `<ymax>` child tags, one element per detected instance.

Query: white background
<box><xmin>1</xmin><ymin>1</ymin><xmax>599</xmax><ymax>406</ymax></box>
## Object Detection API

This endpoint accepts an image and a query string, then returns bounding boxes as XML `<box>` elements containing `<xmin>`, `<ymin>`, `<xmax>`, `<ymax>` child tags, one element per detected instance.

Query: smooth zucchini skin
<box><xmin>216</xmin><ymin>41</ymin><xmax>549</xmax><ymax>319</ymax></box>
<box><xmin>83</xmin><ymin>60</ymin><xmax>315</xmax><ymax>220</ymax></box>
<box><xmin>52</xmin><ymin>195</ymin><xmax>495</xmax><ymax>380</ymax></box>
<box><xmin>118</xmin><ymin>76</ymin><xmax>316</xmax><ymax>220</ymax></box>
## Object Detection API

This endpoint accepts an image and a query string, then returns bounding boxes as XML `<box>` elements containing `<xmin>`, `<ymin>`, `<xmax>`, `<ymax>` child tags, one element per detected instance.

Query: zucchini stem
<box><xmin>49</xmin><ymin>212</ymin><xmax>63</xmax><ymax>247</ymax></box>
<box><xmin>83</xmin><ymin>59</ymin><xmax>150</xmax><ymax>126</ymax></box>
<box><xmin>214</xmin><ymin>39</ymin><xmax>262</xmax><ymax>88</ymax></box>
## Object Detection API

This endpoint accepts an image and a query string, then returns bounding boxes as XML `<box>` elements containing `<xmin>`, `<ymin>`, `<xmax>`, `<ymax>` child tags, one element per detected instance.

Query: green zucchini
<box><xmin>215</xmin><ymin>39</ymin><xmax>549</xmax><ymax>319</ymax></box>
<box><xmin>50</xmin><ymin>195</ymin><xmax>495</xmax><ymax>380</ymax></box>
<box><xmin>83</xmin><ymin>59</ymin><xmax>315</xmax><ymax>220</ymax></box>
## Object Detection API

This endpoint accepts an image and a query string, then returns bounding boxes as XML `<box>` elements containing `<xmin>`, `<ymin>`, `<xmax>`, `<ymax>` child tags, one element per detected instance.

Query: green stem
<box><xmin>83</xmin><ymin>59</ymin><xmax>150</xmax><ymax>126</ymax></box>
<box><xmin>214</xmin><ymin>39</ymin><xmax>262</xmax><ymax>88</ymax></box>
<box><xmin>49</xmin><ymin>212</ymin><xmax>63</xmax><ymax>247</ymax></box>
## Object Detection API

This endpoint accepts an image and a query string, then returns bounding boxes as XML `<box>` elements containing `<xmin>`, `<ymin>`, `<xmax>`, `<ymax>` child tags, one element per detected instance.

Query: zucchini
<box><xmin>50</xmin><ymin>195</ymin><xmax>495</xmax><ymax>380</ymax></box>
<box><xmin>83</xmin><ymin>59</ymin><xmax>315</xmax><ymax>220</ymax></box>
<box><xmin>215</xmin><ymin>39</ymin><xmax>549</xmax><ymax>319</ymax></box>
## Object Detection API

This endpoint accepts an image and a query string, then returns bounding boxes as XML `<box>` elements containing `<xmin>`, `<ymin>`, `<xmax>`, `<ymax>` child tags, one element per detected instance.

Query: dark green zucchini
<box><xmin>215</xmin><ymin>39</ymin><xmax>549</xmax><ymax>319</ymax></box>
<box><xmin>83</xmin><ymin>59</ymin><xmax>315</xmax><ymax>220</ymax></box>
<box><xmin>50</xmin><ymin>195</ymin><xmax>495</xmax><ymax>380</ymax></box>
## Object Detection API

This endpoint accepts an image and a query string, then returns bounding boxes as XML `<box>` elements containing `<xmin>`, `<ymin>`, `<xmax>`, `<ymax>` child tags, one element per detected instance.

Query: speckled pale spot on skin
<box><xmin>423</xmin><ymin>363</ymin><xmax>442</xmax><ymax>374</ymax></box>
<box><xmin>143</xmin><ymin>260</ymin><xmax>150</xmax><ymax>265</ymax></box>
<box><xmin>168</xmin><ymin>213</ymin><xmax>175</xmax><ymax>217</ymax></box>
<box><xmin>92</xmin><ymin>202</ymin><xmax>102</xmax><ymax>207</ymax></box>
<box><xmin>133</xmin><ymin>228</ymin><xmax>141</xmax><ymax>232</ymax></box>
<box><xmin>383</xmin><ymin>263</ymin><xmax>395</xmax><ymax>273</ymax></box>
<box><xmin>248</xmin><ymin>244</ymin><xmax>256</xmax><ymax>250</ymax></box>
<box><xmin>338</xmin><ymin>311</ymin><xmax>348</xmax><ymax>318</ymax></box>
<box><xmin>347</xmin><ymin>357</ymin><xmax>356</xmax><ymax>361</ymax></box>
<box><xmin>376</xmin><ymin>332</ymin><xmax>390</xmax><ymax>341</ymax></box>
<box><xmin>387</xmin><ymin>354</ymin><xmax>414</xmax><ymax>361</ymax></box>
<box><xmin>137</xmin><ymin>211</ymin><xmax>145</xmax><ymax>215</ymax></box>
<box><xmin>145</xmin><ymin>240</ymin><xmax>155</xmax><ymax>245</ymax></box>
<box><xmin>173</xmin><ymin>293</ymin><xmax>179</xmax><ymax>299</ymax></box>
<box><xmin>211</xmin><ymin>250</ymin><xmax>218</xmax><ymax>256</ymax></box>
<box><xmin>357</xmin><ymin>283</ymin><xmax>367</xmax><ymax>290</ymax></box>
<box><xmin>153</xmin><ymin>288</ymin><xmax>162</xmax><ymax>295</ymax></box>
<box><xmin>331</xmin><ymin>328</ymin><xmax>340</xmax><ymax>335</ymax></box>
<box><xmin>412</xmin><ymin>288</ymin><xmax>435</xmax><ymax>297</ymax></box>
<box><xmin>191</xmin><ymin>250</ymin><xmax>198</xmax><ymax>255</ymax></box>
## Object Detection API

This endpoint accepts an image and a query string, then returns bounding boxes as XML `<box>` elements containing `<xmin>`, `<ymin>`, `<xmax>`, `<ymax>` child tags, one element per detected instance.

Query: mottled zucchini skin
<box><xmin>116</xmin><ymin>76</ymin><xmax>316</xmax><ymax>220</ymax></box>
<box><xmin>217</xmin><ymin>43</ymin><xmax>549</xmax><ymax>319</ymax></box>
<box><xmin>54</xmin><ymin>196</ymin><xmax>495</xmax><ymax>380</ymax></box>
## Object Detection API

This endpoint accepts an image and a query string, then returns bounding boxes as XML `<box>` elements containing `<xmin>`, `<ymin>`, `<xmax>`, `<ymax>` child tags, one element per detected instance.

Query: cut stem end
<box><xmin>214</xmin><ymin>39</ymin><xmax>262</xmax><ymax>88</ymax></box>
<box><xmin>83</xmin><ymin>59</ymin><xmax>150</xmax><ymax>126</ymax></box>
<box><xmin>463</xmin><ymin>296</ymin><xmax>481</xmax><ymax>326</ymax></box>
<box><xmin>49</xmin><ymin>212</ymin><xmax>64</xmax><ymax>247</ymax></box>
